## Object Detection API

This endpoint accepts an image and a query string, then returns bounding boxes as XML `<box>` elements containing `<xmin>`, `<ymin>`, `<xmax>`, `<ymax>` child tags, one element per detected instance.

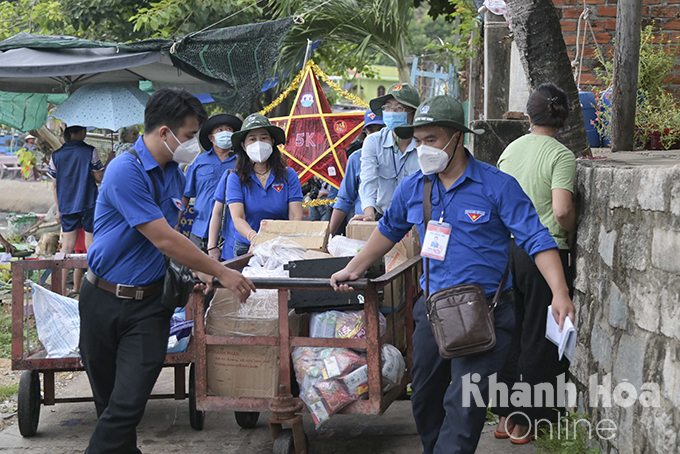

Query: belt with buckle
<box><xmin>86</xmin><ymin>269</ymin><xmax>163</xmax><ymax>300</ymax></box>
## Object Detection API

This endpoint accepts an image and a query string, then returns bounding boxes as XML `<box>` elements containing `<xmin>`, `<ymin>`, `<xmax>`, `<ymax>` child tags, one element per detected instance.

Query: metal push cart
<box><xmin>192</xmin><ymin>253</ymin><xmax>423</xmax><ymax>454</ymax></box>
<box><xmin>10</xmin><ymin>256</ymin><xmax>202</xmax><ymax>437</ymax></box>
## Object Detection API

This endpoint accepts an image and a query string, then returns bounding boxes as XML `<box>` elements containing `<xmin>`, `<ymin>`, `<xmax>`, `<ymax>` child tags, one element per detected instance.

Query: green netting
<box><xmin>0</xmin><ymin>18</ymin><xmax>294</xmax><ymax>113</ymax></box>
<box><xmin>0</xmin><ymin>92</ymin><xmax>67</xmax><ymax>132</ymax></box>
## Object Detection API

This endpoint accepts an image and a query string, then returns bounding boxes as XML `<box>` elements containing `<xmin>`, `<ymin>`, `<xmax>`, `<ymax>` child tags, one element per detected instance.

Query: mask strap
<box><xmin>439</xmin><ymin>131</ymin><xmax>463</xmax><ymax>174</ymax></box>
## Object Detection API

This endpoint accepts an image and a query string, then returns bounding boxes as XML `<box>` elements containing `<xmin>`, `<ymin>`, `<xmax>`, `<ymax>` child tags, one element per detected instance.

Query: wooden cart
<box><xmin>192</xmin><ymin>253</ymin><xmax>423</xmax><ymax>454</ymax></box>
<box><xmin>10</xmin><ymin>257</ymin><xmax>201</xmax><ymax>437</ymax></box>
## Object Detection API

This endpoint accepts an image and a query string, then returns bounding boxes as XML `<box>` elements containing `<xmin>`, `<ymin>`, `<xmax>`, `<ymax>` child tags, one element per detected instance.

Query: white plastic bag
<box><xmin>251</xmin><ymin>237</ymin><xmax>306</xmax><ymax>270</ymax></box>
<box><xmin>381</xmin><ymin>344</ymin><xmax>406</xmax><ymax>391</ymax></box>
<box><xmin>31</xmin><ymin>283</ymin><xmax>80</xmax><ymax>358</ymax></box>
<box><xmin>327</xmin><ymin>235</ymin><xmax>366</xmax><ymax>257</ymax></box>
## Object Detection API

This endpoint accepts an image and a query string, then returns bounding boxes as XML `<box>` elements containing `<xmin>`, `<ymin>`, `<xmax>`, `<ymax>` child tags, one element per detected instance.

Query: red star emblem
<box><xmin>269</xmin><ymin>65</ymin><xmax>365</xmax><ymax>188</ymax></box>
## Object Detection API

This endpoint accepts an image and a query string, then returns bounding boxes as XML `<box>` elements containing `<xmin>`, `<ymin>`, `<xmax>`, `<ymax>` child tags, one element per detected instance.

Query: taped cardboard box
<box><xmin>254</xmin><ymin>220</ymin><xmax>330</xmax><ymax>252</ymax></box>
<box><xmin>346</xmin><ymin>221</ymin><xmax>416</xmax><ymax>313</ymax></box>
<box><xmin>206</xmin><ymin>289</ymin><xmax>303</xmax><ymax>397</ymax></box>
<box><xmin>346</xmin><ymin>221</ymin><xmax>420</xmax><ymax>258</ymax></box>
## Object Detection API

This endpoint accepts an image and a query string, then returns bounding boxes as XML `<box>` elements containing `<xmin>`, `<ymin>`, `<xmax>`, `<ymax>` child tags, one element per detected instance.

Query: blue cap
<box><xmin>363</xmin><ymin>110</ymin><xmax>385</xmax><ymax>129</ymax></box>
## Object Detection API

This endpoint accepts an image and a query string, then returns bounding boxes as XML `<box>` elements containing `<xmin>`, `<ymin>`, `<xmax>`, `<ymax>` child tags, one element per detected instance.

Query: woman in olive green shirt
<box><xmin>492</xmin><ymin>83</ymin><xmax>576</xmax><ymax>444</ymax></box>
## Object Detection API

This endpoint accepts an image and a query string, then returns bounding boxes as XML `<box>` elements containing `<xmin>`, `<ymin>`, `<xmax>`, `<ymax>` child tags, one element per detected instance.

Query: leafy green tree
<box><xmin>61</xmin><ymin>0</ymin><xmax>153</xmax><ymax>41</ymax></box>
<box><xmin>130</xmin><ymin>0</ymin><xmax>263</xmax><ymax>39</ymax></box>
<box><xmin>269</xmin><ymin>0</ymin><xmax>414</xmax><ymax>82</ymax></box>
<box><xmin>0</xmin><ymin>0</ymin><xmax>76</xmax><ymax>40</ymax></box>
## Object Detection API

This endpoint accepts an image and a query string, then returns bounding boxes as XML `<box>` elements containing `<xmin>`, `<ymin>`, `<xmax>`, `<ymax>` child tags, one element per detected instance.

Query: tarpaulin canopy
<box><xmin>0</xmin><ymin>91</ymin><xmax>67</xmax><ymax>132</ymax></box>
<box><xmin>0</xmin><ymin>18</ymin><xmax>293</xmax><ymax>113</ymax></box>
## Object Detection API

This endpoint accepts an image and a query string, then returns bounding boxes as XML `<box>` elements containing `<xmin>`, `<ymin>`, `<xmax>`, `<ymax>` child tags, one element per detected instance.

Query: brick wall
<box><xmin>554</xmin><ymin>0</ymin><xmax>680</xmax><ymax>94</ymax></box>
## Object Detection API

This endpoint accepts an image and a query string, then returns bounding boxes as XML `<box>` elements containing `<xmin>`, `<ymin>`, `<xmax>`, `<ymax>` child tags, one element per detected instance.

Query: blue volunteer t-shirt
<box><xmin>183</xmin><ymin>149</ymin><xmax>236</xmax><ymax>238</ymax></box>
<box><xmin>88</xmin><ymin>137</ymin><xmax>185</xmax><ymax>286</ymax></box>
<box><xmin>333</xmin><ymin>149</ymin><xmax>362</xmax><ymax>216</ymax></box>
<box><xmin>224</xmin><ymin>167</ymin><xmax>303</xmax><ymax>246</ymax></box>
<box><xmin>48</xmin><ymin>140</ymin><xmax>104</xmax><ymax>214</ymax></box>
<box><xmin>378</xmin><ymin>151</ymin><xmax>557</xmax><ymax>297</ymax></box>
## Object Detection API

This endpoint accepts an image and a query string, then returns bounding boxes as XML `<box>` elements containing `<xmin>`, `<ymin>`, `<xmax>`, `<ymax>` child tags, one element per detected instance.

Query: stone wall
<box><xmin>572</xmin><ymin>150</ymin><xmax>680</xmax><ymax>453</ymax></box>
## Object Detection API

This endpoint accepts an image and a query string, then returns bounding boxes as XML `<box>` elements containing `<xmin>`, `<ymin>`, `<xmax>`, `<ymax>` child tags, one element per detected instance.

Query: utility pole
<box><xmin>610</xmin><ymin>0</ymin><xmax>643</xmax><ymax>152</ymax></box>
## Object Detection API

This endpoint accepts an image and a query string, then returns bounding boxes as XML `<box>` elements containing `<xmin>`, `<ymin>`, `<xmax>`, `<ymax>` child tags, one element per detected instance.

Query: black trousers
<box><xmin>492</xmin><ymin>242</ymin><xmax>574</xmax><ymax>427</ymax></box>
<box><xmin>79</xmin><ymin>279</ymin><xmax>172</xmax><ymax>454</ymax></box>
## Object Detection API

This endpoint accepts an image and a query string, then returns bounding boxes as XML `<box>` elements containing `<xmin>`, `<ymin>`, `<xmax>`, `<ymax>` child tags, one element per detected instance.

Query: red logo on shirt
<box><xmin>465</xmin><ymin>210</ymin><xmax>485</xmax><ymax>222</ymax></box>
<box><xmin>273</xmin><ymin>183</ymin><xmax>284</xmax><ymax>193</ymax></box>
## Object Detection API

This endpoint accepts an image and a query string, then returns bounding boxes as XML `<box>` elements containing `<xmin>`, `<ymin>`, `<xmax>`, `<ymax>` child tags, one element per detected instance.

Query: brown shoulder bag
<box><xmin>423</xmin><ymin>177</ymin><xmax>509</xmax><ymax>359</ymax></box>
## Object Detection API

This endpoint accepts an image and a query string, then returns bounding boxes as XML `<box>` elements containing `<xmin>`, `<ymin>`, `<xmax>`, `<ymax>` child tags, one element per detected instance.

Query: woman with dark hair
<box><xmin>213</xmin><ymin>113</ymin><xmax>303</xmax><ymax>257</ymax></box>
<box><xmin>492</xmin><ymin>83</ymin><xmax>577</xmax><ymax>444</ymax></box>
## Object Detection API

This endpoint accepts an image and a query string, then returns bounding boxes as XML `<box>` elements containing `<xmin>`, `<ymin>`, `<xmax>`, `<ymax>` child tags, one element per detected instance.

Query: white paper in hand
<box><xmin>545</xmin><ymin>306</ymin><xmax>577</xmax><ymax>362</ymax></box>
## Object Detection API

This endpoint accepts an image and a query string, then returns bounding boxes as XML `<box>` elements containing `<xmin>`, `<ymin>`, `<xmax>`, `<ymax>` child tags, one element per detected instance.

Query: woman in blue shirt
<box><xmin>215</xmin><ymin>113</ymin><xmax>303</xmax><ymax>257</ymax></box>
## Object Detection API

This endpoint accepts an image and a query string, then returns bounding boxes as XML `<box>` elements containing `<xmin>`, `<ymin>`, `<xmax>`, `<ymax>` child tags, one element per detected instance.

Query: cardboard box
<box><xmin>254</xmin><ymin>220</ymin><xmax>329</xmax><ymax>251</ymax></box>
<box><xmin>385</xmin><ymin>310</ymin><xmax>407</xmax><ymax>352</ymax></box>
<box><xmin>346</xmin><ymin>221</ymin><xmax>420</xmax><ymax>258</ymax></box>
<box><xmin>206</xmin><ymin>289</ymin><xmax>302</xmax><ymax>397</ymax></box>
<box><xmin>346</xmin><ymin>221</ymin><xmax>419</xmax><ymax>313</ymax></box>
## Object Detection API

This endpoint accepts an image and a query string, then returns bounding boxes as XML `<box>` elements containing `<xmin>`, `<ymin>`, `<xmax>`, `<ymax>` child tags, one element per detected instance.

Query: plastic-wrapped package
<box><xmin>381</xmin><ymin>344</ymin><xmax>406</xmax><ymax>391</ymax></box>
<box><xmin>309</xmin><ymin>310</ymin><xmax>387</xmax><ymax>339</ymax></box>
<box><xmin>327</xmin><ymin>235</ymin><xmax>366</xmax><ymax>257</ymax></box>
<box><xmin>31</xmin><ymin>283</ymin><xmax>80</xmax><ymax>358</ymax></box>
<box><xmin>205</xmin><ymin>289</ymin><xmax>279</xmax><ymax>336</ymax></box>
<box><xmin>342</xmin><ymin>365</ymin><xmax>369</xmax><ymax>398</ymax></box>
<box><xmin>292</xmin><ymin>347</ymin><xmax>367</xmax><ymax>426</ymax></box>
<box><xmin>251</xmin><ymin>237</ymin><xmax>306</xmax><ymax>270</ymax></box>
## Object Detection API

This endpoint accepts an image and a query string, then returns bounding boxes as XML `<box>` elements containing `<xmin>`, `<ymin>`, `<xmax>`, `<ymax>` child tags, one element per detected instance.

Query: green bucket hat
<box><xmin>231</xmin><ymin>113</ymin><xmax>286</xmax><ymax>154</ymax></box>
<box><xmin>394</xmin><ymin>95</ymin><xmax>485</xmax><ymax>139</ymax></box>
<box><xmin>369</xmin><ymin>83</ymin><xmax>421</xmax><ymax>116</ymax></box>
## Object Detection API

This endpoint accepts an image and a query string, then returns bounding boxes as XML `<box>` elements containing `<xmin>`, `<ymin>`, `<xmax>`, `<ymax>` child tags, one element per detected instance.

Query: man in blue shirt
<box><xmin>355</xmin><ymin>83</ymin><xmax>421</xmax><ymax>221</ymax></box>
<box><xmin>331</xmin><ymin>95</ymin><xmax>575</xmax><ymax>454</ymax></box>
<box><xmin>181</xmin><ymin>113</ymin><xmax>242</xmax><ymax>256</ymax></box>
<box><xmin>81</xmin><ymin>88</ymin><xmax>255</xmax><ymax>454</ymax></box>
<box><xmin>48</xmin><ymin>125</ymin><xmax>104</xmax><ymax>292</ymax></box>
<box><xmin>329</xmin><ymin>110</ymin><xmax>385</xmax><ymax>235</ymax></box>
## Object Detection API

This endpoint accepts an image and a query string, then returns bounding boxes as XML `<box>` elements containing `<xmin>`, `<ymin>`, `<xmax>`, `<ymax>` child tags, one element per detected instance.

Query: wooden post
<box><xmin>610</xmin><ymin>0</ymin><xmax>643</xmax><ymax>152</ymax></box>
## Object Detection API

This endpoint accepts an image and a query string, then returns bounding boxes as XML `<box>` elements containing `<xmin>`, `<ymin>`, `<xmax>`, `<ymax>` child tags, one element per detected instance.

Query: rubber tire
<box><xmin>235</xmin><ymin>411</ymin><xmax>260</xmax><ymax>429</ymax></box>
<box><xmin>188</xmin><ymin>364</ymin><xmax>205</xmax><ymax>431</ymax></box>
<box><xmin>18</xmin><ymin>370</ymin><xmax>40</xmax><ymax>438</ymax></box>
<box><xmin>272</xmin><ymin>429</ymin><xmax>310</xmax><ymax>454</ymax></box>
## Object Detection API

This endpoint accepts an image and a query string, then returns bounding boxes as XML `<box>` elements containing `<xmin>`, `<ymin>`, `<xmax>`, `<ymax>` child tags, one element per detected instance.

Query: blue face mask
<box><xmin>213</xmin><ymin>131</ymin><xmax>233</xmax><ymax>150</ymax></box>
<box><xmin>382</xmin><ymin>111</ymin><xmax>409</xmax><ymax>131</ymax></box>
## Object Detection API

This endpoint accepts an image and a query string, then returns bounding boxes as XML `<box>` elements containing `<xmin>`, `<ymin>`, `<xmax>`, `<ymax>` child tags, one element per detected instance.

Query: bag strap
<box><xmin>126</xmin><ymin>148</ymin><xmax>160</xmax><ymax>206</ymax></box>
<box><xmin>422</xmin><ymin>176</ymin><xmax>510</xmax><ymax>307</ymax></box>
<box><xmin>423</xmin><ymin>178</ymin><xmax>432</xmax><ymax>298</ymax></box>
<box><xmin>221</xmin><ymin>169</ymin><xmax>233</xmax><ymax>233</ymax></box>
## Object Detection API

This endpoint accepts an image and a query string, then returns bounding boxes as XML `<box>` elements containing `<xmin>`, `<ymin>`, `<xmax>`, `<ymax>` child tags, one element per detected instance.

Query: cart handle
<box><xmin>210</xmin><ymin>277</ymin><xmax>369</xmax><ymax>291</ymax></box>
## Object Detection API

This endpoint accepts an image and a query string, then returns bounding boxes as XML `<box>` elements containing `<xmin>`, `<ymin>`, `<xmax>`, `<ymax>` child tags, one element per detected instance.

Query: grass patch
<box><xmin>536</xmin><ymin>412</ymin><xmax>604</xmax><ymax>454</ymax></box>
<box><xmin>0</xmin><ymin>305</ymin><xmax>11</xmax><ymax>359</ymax></box>
<box><xmin>0</xmin><ymin>384</ymin><xmax>18</xmax><ymax>400</ymax></box>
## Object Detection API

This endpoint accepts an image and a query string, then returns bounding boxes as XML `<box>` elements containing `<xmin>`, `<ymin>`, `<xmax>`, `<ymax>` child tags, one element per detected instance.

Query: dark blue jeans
<box><xmin>233</xmin><ymin>240</ymin><xmax>250</xmax><ymax>257</ymax></box>
<box><xmin>411</xmin><ymin>295</ymin><xmax>515</xmax><ymax>454</ymax></box>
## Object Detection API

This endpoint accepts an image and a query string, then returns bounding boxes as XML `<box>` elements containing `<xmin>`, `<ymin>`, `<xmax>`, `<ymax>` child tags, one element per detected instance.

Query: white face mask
<box><xmin>164</xmin><ymin>130</ymin><xmax>201</xmax><ymax>165</ymax></box>
<box><xmin>416</xmin><ymin>132</ymin><xmax>459</xmax><ymax>175</ymax></box>
<box><xmin>246</xmin><ymin>141</ymin><xmax>273</xmax><ymax>163</ymax></box>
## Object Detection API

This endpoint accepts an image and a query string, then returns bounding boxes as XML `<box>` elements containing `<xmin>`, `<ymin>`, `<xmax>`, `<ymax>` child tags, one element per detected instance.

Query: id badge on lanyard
<box><xmin>420</xmin><ymin>220</ymin><xmax>452</xmax><ymax>261</ymax></box>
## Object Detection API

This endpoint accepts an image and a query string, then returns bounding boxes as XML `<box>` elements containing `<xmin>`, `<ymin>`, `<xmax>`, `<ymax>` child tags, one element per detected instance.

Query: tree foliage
<box><xmin>61</xmin><ymin>0</ymin><xmax>153</xmax><ymax>41</ymax></box>
<box><xmin>0</xmin><ymin>0</ymin><xmax>76</xmax><ymax>41</ymax></box>
<box><xmin>269</xmin><ymin>0</ymin><xmax>414</xmax><ymax>82</ymax></box>
<box><xmin>129</xmin><ymin>0</ymin><xmax>263</xmax><ymax>39</ymax></box>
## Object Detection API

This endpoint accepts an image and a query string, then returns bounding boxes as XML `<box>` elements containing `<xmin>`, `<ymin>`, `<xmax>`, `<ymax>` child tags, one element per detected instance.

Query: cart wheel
<box><xmin>18</xmin><ymin>370</ymin><xmax>40</xmax><ymax>438</ymax></box>
<box><xmin>272</xmin><ymin>429</ymin><xmax>310</xmax><ymax>454</ymax></box>
<box><xmin>188</xmin><ymin>364</ymin><xmax>205</xmax><ymax>431</ymax></box>
<box><xmin>235</xmin><ymin>411</ymin><xmax>259</xmax><ymax>429</ymax></box>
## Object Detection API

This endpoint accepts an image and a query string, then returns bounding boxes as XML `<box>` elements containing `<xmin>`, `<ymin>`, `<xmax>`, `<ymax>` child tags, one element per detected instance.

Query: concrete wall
<box><xmin>572</xmin><ymin>151</ymin><xmax>680</xmax><ymax>453</ymax></box>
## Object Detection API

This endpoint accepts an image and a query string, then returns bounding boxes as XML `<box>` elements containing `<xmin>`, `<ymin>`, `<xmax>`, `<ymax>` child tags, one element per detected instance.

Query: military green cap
<box><xmin>394</xmin><ymin>95</ymin><xmax>485</xmax><ymax>139</ymax></box>
<box><xmin>231</xmin><ymin>113</ymin><xmax>286</xmax><ymax>153</ymax></box>
<box><xmin>369</xmin><ymin>83</ymin><xmax>421</xmax><ymax>116</ymax></box>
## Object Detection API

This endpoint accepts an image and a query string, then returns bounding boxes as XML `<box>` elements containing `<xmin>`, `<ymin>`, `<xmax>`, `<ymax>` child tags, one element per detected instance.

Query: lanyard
<box><xmin>435</xmin><ymin>177</ymin><xmax>458</xmax><ymax>223</ymax></box>
<box><xmin>391</xmin><ymin>144</ymin><xmax>407</xmax><ymax>179</ymax></box>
